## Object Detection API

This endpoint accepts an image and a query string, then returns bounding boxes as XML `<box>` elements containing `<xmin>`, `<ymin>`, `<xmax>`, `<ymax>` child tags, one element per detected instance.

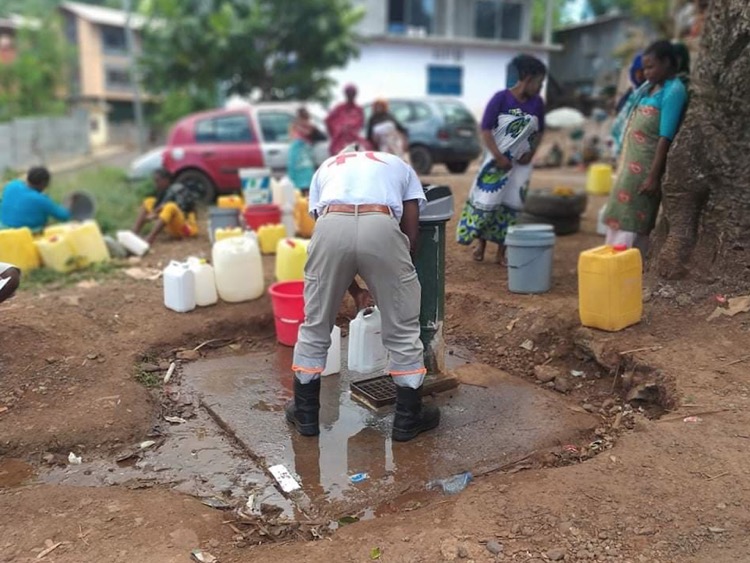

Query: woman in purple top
<box><xmin>456</xmin><ymin>55</ymin><xmax>547</xmax><ymax>263</ymax></box>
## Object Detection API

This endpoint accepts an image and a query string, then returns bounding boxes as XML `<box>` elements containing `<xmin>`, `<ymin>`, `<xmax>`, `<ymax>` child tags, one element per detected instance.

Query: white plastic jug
<box><xmin>322</xmin><ymin>325</ymin><xmax>342</xmax><ymax>377</ymax></box>
<box><xmin>212</xmin><ymin>232</ymin><xmax>264</xmax><ymax>302</ymax></box>
<box><xmin>347</xmin><ymin>307</ymin><xmax>388</xmax><ymax>374</ymax></box>
<box><xmin>187</xmin><ymin>257</ymin><xmax>218</xmax><ymax>307</ymax></box>
<box><xmin>277</xmin><ymin>176</ymin><xmax>297</xmax><ymax>237</ymax></box>
<box><xmin>116</xmin><ymin>230</ymin><xmax>150</xmax><ymax>256</ymax></box>
<box><xmin>163</xmin><ymin>261</ymin><xmax>196</xmax><ymax>313</ymax></box>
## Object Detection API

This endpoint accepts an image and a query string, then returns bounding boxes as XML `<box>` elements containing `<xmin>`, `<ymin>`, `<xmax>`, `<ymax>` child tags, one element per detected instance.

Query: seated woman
<box><xmin>0</xmin><ymin>167</ymin><xmax>70</xmax><ymax>232</ymax></box>
<box><xmin>603</xmin><ymin>40</ymin><xmax>688</xmax><ymax>256</ymax></box>
<box><xmin>132</xmin><ymin>168</ymin><xmax>199</xmax><ymax>245</ymax></box>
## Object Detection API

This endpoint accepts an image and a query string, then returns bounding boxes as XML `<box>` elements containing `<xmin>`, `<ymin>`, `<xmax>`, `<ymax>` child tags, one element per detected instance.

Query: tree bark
<box><xmin>651</xmin><ymin>0</ymin><xmax>750</xmax><ymax>283</ymax></box>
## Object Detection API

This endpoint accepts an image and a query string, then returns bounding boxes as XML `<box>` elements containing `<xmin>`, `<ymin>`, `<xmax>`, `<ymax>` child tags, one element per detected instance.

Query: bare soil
<box><xmin>2</xmin><ymin>166</ymin><xmax>750</xmax><ymax>563</ymax></box>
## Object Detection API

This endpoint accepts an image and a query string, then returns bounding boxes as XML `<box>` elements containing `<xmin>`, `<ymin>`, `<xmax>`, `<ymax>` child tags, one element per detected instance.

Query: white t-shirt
<box><xmin>308</xmin><ymin>151</ymin><xmax>425</xmax><ymax>220</ymax></box>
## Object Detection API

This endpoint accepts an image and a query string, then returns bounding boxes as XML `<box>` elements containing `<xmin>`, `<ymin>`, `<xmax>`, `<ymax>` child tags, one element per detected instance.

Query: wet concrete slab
<box><xmin>184</xmin><ymin>346</ymin><xmax>598</xmax><ymax>519</ymax></box>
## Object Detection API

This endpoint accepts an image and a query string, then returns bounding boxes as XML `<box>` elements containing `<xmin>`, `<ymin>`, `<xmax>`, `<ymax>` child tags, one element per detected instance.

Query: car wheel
<box><xmin>175</xmin><ymin>169</ymin><xmax>216</xmax><ymax>205</ymax></box>
<box><xmin>517</xmin><ymin>212</ymin><xmax>581</xmax><ymax>236</ymax></box>
<box><xmin>446</xmin><ymin>161</ymin><xmax>470</xmax><ymax>174</ymax></box>
<box><xmin>523</xmin><ymin>188</ymin><xmax>588</xmax><ymax>218</ymax></box>
<box><xmin>409</xmin><ymin>146</ymin><xmax>433</xmax><ymax>175</ymax></box>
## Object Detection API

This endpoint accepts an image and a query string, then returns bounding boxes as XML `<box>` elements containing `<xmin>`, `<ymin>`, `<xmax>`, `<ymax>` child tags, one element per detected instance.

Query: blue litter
<box><xmin>426</xmin><ymin>471</ymin><xmax>473</xmax><ymax>494</ymax></box>
<box><xmin>349</xmin><ymin>472</ymin><xmax>369</xmax><ymax>483</ymax></box>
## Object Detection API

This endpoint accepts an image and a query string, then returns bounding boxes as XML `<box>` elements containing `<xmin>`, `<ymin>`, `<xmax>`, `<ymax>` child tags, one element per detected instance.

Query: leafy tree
<box><xmin>139</xmin><ymin>0</ymin><xmax>363</xmax><ymax>103</ymax></box>
<box><xmin>531</xmin><ymin>0</ymin><xmax>572</xmax><ymax>41</ymax></box>
<box><xmin>0</xmin><ymin>14</ymin><xmax>74</xmax><ymax>120</ymax></box>
<box><xmin>0</xmin><ymin>0</ymin><xmax>120</xmax><ymax>17</ymax></box>
<box><xmin>585</xmin><ymin>0</ymin><xmax>672</xmax><ymax>35</ymax></box>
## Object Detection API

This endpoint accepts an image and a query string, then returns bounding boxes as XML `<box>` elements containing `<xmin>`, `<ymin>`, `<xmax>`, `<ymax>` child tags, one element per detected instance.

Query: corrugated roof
<box><xmin>555</xmin><ymin>13</ymin><xmax>628</xmax><ymax>34</ymax></box>
<box><xmin>60</xmin><ymin>1</ymin><xmax>146</xmax><ymax>29</ymax></box>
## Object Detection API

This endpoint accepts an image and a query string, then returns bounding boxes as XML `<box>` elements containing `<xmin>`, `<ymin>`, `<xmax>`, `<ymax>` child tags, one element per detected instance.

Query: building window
<box><xmin>427</xmin><ymin>65</ymin><xmax>463</xmax><ymax>96</ymax></box>
<box><xmin>475</xmin><ymin>0</ymin><xmax>523</xmax><ymax>41</ymax></box>
<box><xmin>105</xmin><ymin>67</ymin><xmax>132</xmax><ymax>91</ymax></box>
<box><xmin>388</xmin><ymin>0</ymin><xmax>435</xmax><ymax>36</ymax></box>
<box><xmin>195</xmin><ymin>114</ymin><xmax>254</xmax><ymax>143</ymax></box>
<box><xmin>101</xmin><ymin>25</ymin><xmax>127</xmax><ymax>54</ymax></box>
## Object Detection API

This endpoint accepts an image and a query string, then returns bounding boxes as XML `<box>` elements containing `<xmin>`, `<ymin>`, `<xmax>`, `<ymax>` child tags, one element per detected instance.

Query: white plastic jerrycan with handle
<box><xmin>163</xmin><ymin>260</ymin><xmax>196</xmax><ymax>313</ymax></box>
<box><xmin>187</xmin><ymin>256</ymin><xmax>218</xmax><ymax>307</ymax></box>
<box><xmin>347</xmin><ymin>307</ymin><xmax>388</xmax><ymax>373</ymax></box>
<box><xmin>322</xmin><ymin>325</ymin><xmax>342</xmax><ymax>377</ymax></box>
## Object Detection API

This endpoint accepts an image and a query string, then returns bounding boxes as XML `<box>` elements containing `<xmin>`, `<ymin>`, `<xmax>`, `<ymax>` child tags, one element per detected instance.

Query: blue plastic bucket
<box><xmin>505</xmin><ymin>224</ymin><xmax>555</xmax><ymax>294</ymax></box>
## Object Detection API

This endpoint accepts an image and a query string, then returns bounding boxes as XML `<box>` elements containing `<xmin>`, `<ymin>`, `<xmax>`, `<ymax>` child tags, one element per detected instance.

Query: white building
<box><xmin>329</xmin><ymin>0</ymin><xmax>558</xmax><ymax>116</ymax></box>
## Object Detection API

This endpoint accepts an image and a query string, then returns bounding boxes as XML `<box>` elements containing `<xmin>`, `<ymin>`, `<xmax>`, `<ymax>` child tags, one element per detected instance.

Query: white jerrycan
<box><xmin>322</xmin><ymin>325</ymin><xmax>342</xmax><ymax>377</ymax></box>
<box><xmin>347</xmin><ymin>307</ymin><xmax>388</xmax><ymax>373</ymax></box>
<box><xmin>163</xmin><ymin>261</ymin><xmax>196</xmax><ymax>313</ymax></box>
<box><xmin>187</xmin><ymin>256</ymin><xmax>218</xmax><ymax>306</ymax></box>
<box><xmin>212</xmin><ymin>232</ymin><xmax>264</xmax><ymax>302</ymax></box>
<box><xmin>116</xmin><ymin>230</ymin><xmax>150</xmax><ymax>256</ymax></box>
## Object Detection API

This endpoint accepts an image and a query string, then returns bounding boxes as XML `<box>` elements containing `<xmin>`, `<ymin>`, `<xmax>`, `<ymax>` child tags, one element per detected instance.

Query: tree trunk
<box><xmin>651</xmin><ymin>0</ymin><xmax>750</xmax><ymax>284</ymax></box>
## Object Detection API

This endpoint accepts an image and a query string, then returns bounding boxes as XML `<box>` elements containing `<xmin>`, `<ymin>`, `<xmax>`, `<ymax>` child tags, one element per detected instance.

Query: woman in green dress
<box><xmin>604</xmin><ymin>40</ymin><xmax>688</xmax><ymax>255</ymax></box>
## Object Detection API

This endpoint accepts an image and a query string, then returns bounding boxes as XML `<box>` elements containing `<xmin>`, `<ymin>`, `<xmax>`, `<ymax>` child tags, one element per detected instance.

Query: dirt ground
<box><xmin>2</xmin><ymin>165</ymin><xmax>750</xmax><ymax>563</ymax></box>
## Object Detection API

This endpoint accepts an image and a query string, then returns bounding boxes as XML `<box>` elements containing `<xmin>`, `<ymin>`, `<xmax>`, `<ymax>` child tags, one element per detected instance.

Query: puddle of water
<box><xmin>184</xmin><ymin>341</ymin><xmax>599</xmax><ymax>520</ymax></box>
<box><xmin>39</xmin><ymin>409</ymin><xmax>297</xmax><ymax>520</ymax></box>
<box><xmin>0</xmin><ymin>458</ymin><xmax>35</xmax><ymax>488</ymax></box>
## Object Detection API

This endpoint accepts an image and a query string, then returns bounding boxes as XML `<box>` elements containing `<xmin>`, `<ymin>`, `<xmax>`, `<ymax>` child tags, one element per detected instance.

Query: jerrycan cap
<box><xmin>612</xmin><ymin>244</ymin><xmax>628</xmax><ymax>252</ymax></box>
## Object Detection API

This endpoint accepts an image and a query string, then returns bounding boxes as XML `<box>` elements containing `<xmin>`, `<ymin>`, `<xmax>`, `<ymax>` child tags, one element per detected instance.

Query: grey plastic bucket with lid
<box><xmin>208</xmin><ymin>207</ymin><xmax>241</xmax><ymax>243</ymax></box>
<box><xmin>505</xmin><ymin>224</ymin><xmax>555</xmax><ymax>294</ymax></box>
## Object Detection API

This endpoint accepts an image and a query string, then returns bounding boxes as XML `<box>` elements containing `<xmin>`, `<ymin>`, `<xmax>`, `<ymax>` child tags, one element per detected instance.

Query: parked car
<box><xmin>362</xmin><ymin>98</ymin><xmax>481</xmax><ymax>175</ymax></box>
<box><xmin>159</xmin><ymin>104</ymin><xmax>329</xmax><ymax>201</ymax></box>
<box><xmin>126</xmin><ymin>145</ymin><xmax>165</xmax><ymax>182</ymax></box>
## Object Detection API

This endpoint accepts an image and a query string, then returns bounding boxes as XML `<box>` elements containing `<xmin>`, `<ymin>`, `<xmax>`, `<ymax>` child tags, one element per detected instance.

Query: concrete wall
<box><xmin>328</xmin><ymin>39</ymin><xmax>550</xmax><ymax>118</ymax></box>
<box><xmin>0</xmin><ymin>111</ymin><xmax>91</xmax><ymax>172</ymax></box>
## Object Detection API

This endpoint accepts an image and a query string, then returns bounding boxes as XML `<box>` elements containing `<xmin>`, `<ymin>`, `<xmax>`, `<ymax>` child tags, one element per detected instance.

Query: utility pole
<box><xmin>123</xmin><ymin>0</ymin><xmax>146</xmax><ymax>154</ymax></box>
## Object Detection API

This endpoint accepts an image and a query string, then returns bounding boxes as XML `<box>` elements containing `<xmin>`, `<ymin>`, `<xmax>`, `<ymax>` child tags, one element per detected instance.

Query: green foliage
<box><xmin>531</xmin><ymin>0</ymin><xmax>571</xmax><ymax>41</ymax></box>
<box><xmin>586</xmin><ymin>0</ymin><xmax>672</xmax><ymax>34</ymax></box>
<box><xmin>22</xmin><ymin>260</ymin><xmax>121</xmax><ymax>290</ymax></box>
<box><xmin>0</xmin><ymin>14</ymin><xmax>74</xmax><ymax>120</ymax></box>
<box><xmin>0</xmin><ymin>0</ymin><xmax>121</xmax><ymax>16</ymax></box>
<box><xmin>46</xmin><ymin>166</ymin><xmax>144</xmax><ymax>235</ymax></box>
<box><xmin>135</xmin><ymin>365</ymin><xmax>162</xmax><ymax>387</ymax></box>
<box><xmin>149</xmin><ymin>88</ymin><xmax>215</xmax><ymax>133</ymax></box>
<box><xmin>139</xmin><ymin>0</ymin><xmax>363</xmax><ymax>103</ymax></box>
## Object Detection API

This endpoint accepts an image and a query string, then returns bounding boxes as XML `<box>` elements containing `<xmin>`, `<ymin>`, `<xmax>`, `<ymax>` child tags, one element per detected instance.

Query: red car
<box><xmin>162</xmin><ymin>104</ymin><xmax>329</xmax><ymax>201</ymax></box>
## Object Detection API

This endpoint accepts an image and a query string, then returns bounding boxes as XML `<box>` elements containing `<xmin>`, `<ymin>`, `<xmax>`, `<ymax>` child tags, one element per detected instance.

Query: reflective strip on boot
<box><xmin>390</xmin><ymin>368</ymin><xmax>426</xmax><ymax>390</ymax></box>
<box><xmin>293</xmin><ymin>367</ymin><xmax>322</xmax><ymax>384</ymax></box>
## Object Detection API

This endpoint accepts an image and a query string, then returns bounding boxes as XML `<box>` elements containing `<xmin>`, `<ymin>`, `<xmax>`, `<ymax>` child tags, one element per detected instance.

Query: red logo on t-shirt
<box><xmin>328</xmin><ymin>152</ymin><xmax>387</xmax><ymax>167</ymax></box>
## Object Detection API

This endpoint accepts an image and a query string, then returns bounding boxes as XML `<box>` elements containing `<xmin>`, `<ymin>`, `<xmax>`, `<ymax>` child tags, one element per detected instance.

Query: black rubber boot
<box><xmin>285</xmin><ymin>378</ymin><xmax>321</xmax><ymax>437</ymax></box>
<box><xmin>392</xmin><ymin>386</ymin><xmax>440</xmax><ymax>442</ymax></box>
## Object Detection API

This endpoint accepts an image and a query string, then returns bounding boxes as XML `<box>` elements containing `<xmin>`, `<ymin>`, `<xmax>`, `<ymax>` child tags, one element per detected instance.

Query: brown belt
<box><xmin>324</xmin><ymin>204</ymin><xmax>391</xmax><ymax>215</ymax></box>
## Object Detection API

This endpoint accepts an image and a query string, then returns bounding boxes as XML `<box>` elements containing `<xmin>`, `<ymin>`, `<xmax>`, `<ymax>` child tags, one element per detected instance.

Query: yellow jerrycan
<box><xmin>35</xmin><ymin>235</ymin><xmax>77</xmax><ymax>273</ymax></box>
<box><xmin>578</xmin><ymin>244</ymin><xmax>642</xmax><ymax>331</ymax></box>
<box><xmin>0</xmin><ymin>227</ymin><xmax>40</xmax><ymax>272</ymax></box>
<box><xmin>293</xmin><ymin>194</ymin><xmax>316</xmax><ymax>238</ymax></box>
<box><xmin>67</xmin><ymin>221</ymin><xmax>110</xmax><ymax>268</ymax></box>
<box><xmin>257</xmin><ymin>224</ymin><xmax>286</xmax><ymax>255</ymax></box>
<box><xmin>275</xmin><ymin>238</ymin><xmax>309</xmax><ymax>281</ymax></box>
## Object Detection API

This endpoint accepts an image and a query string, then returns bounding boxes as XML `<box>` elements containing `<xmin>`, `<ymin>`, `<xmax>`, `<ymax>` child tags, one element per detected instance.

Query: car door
<box><xmin>193</xmin><ymin>112</ymin><xmax>262</xmax><ymax>190</ymax></box>
<box><xmin>255</xmin><ymin>110</ymin><xmax>294</xmax><ymax>171</ymax></box>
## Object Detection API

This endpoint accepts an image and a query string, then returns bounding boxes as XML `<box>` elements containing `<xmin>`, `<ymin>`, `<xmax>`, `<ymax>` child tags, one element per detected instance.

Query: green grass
<box><xmin>134</xmin><ymin>368</ymin><xmax>162</xmax><ymax>388</ymax></box>
<box><xmin>22</xmin><ymin>260</ymin><xmax>123</xmax><ymax>290</ymax></box>
<box><xmin>46</xmin><ymin>166</ymin><xmax>152</xmax><ymax>235</ymax></box>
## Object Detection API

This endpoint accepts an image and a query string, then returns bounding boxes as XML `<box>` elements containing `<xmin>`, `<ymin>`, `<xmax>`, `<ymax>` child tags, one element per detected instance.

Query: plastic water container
<box><xmin>67</xmin><ymin>221</ymin><xmax>110</xmax><ymax>267</ymax></box>
<box><xmin>579</xmin><ymin>245</ymin><xmax>642</xmax><ymax>331</ymax></box>
<box><xmin>257</xmin><ymin>224</ymin><xmax>286</xmax><ymax>254</ymax></box>
<box><xmin>348</xmin><ymin>307</ymin><xmax>388</xmax><ymax>374</ymax></box>
<box><xmin>586</xmin><ymin>163</ymin><xmax>614</xmax><ymax>195</ymax></box>
<box><xmin>597</xmin><ymin>204</ymin><xmax>608</xmax><ymax>236</ymax></box>
<box><xmin>275</xmin><ymin>176</ymin><xmax>297</xmax><ymax>236</ymax></box>
<box><xmin>294</xmin><ymin>194</ymin><xmax>316</xmax><ymax>238</ymax></box>
<box><xmin>44</xmin><ymin>223</ymin><xmax>74</xmax><ymax>238</ymax></box>
<box><xmin>214</xmin><ymin>227</ymin><xmax>243</xmax><ymax>242</ymax></box>
<box><xmin>322</xmin><ymin>325</ymin><xmax>342</xmax><ymax>376</ymax></box>
<box><xmin>240</xmin><ymin>168</ymin><xmax>272</xmax><ymax>204</ymax></box>
<box><xmin>0</xmin><ymin>227</ymin><xmax>40</xmax><ymax>272</ymax></box>
<box><xmin>163</xmin><ymin>261</ymin><xmax>196</xmax><ymax>313</ymax></box>
<box><xmin>187</xmin><ymin>257</ymin><xmax>218</xmax><ymax>307</ymax></box>
<box><xmin>35</xmin><ymin>235</ymin><xmax>77</xmax><ymax>273</ymax></box>
<box><xmin>212</xmin><ymin>233</ymin><xmax>264</xmax><ymax>302</ymax></box>
<box><xmin>116</xmin><ymin>230</ymin><xmax>150</xmax><ymax>256</ymax></box>
<box><xmin>268</xmin><ymin>280</ymin><xmax>305</xmax><ymax>346</ymax></box>
<box><xmin>243</xmin><ymin>204</ymin><xmax>281</xmax><ymax>232</ymax></box>
<box><xmin>208</xmin><ymin>207</ymin><xmax>241</xmax><ymax>244</ymax></box>
<box><xmin>505</xmin><ymin>224</ymin><xmax>556</xmax><ymax>294</ymax></box>
<box><xmin>217</xmin><ymin>195</ymin><xmax>244</xmax><ymax>210</ymax></box>
<box><xmin>275</xmin><ymin>238</ymin><xmax>309</xmax><ymax>281</ymax></box>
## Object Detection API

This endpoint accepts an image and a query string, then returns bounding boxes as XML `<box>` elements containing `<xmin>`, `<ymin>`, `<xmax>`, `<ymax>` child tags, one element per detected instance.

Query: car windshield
<box><xmin>438</xmin><ymin>101</ymin><xmax>475</xmax><ymax>125</ymax></box>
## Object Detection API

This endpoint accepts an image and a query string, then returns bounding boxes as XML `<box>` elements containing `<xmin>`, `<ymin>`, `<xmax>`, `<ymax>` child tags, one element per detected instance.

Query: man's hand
<box><xmin>517</xmin><ymin>152</ymin><xmax>533</xmax><ymax>165</ymax></box>
<box><xmin>494</xmin><ymin>154</ymin><xmax>513</xmax><ymax>171</ymax></box>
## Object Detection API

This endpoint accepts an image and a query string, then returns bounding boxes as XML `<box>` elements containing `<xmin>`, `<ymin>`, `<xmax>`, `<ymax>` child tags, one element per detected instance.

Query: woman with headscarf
<box><xmin>366</xmin><ymin>99</ymin><xmax>408</xmax><ymax>159</ymax></box>
<box><xmin>603</xmin><ymin>40</ymin><xmax>688</xmax><ymax>255</ymax></box>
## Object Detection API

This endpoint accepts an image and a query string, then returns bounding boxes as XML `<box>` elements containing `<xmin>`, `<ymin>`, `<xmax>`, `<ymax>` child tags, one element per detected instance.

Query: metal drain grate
<box><xmin>350</xmin><ymin>375</ymin><xmax>396</xmax><ymax>408</ymax></box>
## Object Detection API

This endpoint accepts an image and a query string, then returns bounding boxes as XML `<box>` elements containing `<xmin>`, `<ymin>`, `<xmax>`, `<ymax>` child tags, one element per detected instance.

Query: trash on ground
<box><xmin>708</xmin><ymin>294</ymin><xmax>750</xmax><ymax>320</ymax></box>
<box><xmin>350</xmin><ymin>472</ymin><xmax>369</xmax><ymax>483</ymax></box>
<box><xmin>191</xmin><ymin>549</ymin><xmax>218</xmax><ymax>563</ymax></box>
<box><xmin>370</xmin><ymin>546</ymin><xmax>382</xmax><ymax>560</ymax></box>
<box><xmin>338</xmin><ymin>515</ymin><xmax>359</xmax><ymax>526</ymax></box>
<box><xmin>240</xmin><ymin>493</ymin><xmax>262</xmax><ymax>518</ymax></box>
<box><xmin>201</xmin><ymin>497</ymin><xmax>232</xmax><ymax>510</ymax></box>
<box><xmin>683</xmin><ymin>416</ymin><xmax>703</xmax><ymax>423</ymax></box>
<box><xmin>269</xmin><ymin>464</ymin><xmax>301</xmax><ymax>492</ymax></box>
<box><xmin>124</xmin><ymin>267</ymin><xmax>162</xmax><ymax>281</ymax></box>
<box><xmin>163</xmin><ymin>361</ymin><xmax>176</xmax><ymax>384</ymax></box>
<box><xmin>139</xmin><ymin>440</ymin><xmax>157</xmax><ymax>450</ymax></box>
<box><xmin>506</xmin><ymin>318</ymin><xmax>519</xmax><ymax>331</ymax></box>
<box><xmin>164</xmin><ymin>415</ymin><xmax>187</xmax><ymax>424</ymax></box>
<box><xmin>67</xmin><ymin>452</ymin><xmax>82</xmax><ymax>465</ymax></box>
<box><xmin>426</xmin><ymin>471</ymin><xmax>473</xmax><ymax>494</ymax></box>
<box><xmin>570</xmin><ymin>370</ymin><xmax>585</xmax><ymax>377</ymax></box>
<box><xmin>520</xmin><ymin>339</ymin><xmax>535</xmax><ymax>351</ymax></box>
